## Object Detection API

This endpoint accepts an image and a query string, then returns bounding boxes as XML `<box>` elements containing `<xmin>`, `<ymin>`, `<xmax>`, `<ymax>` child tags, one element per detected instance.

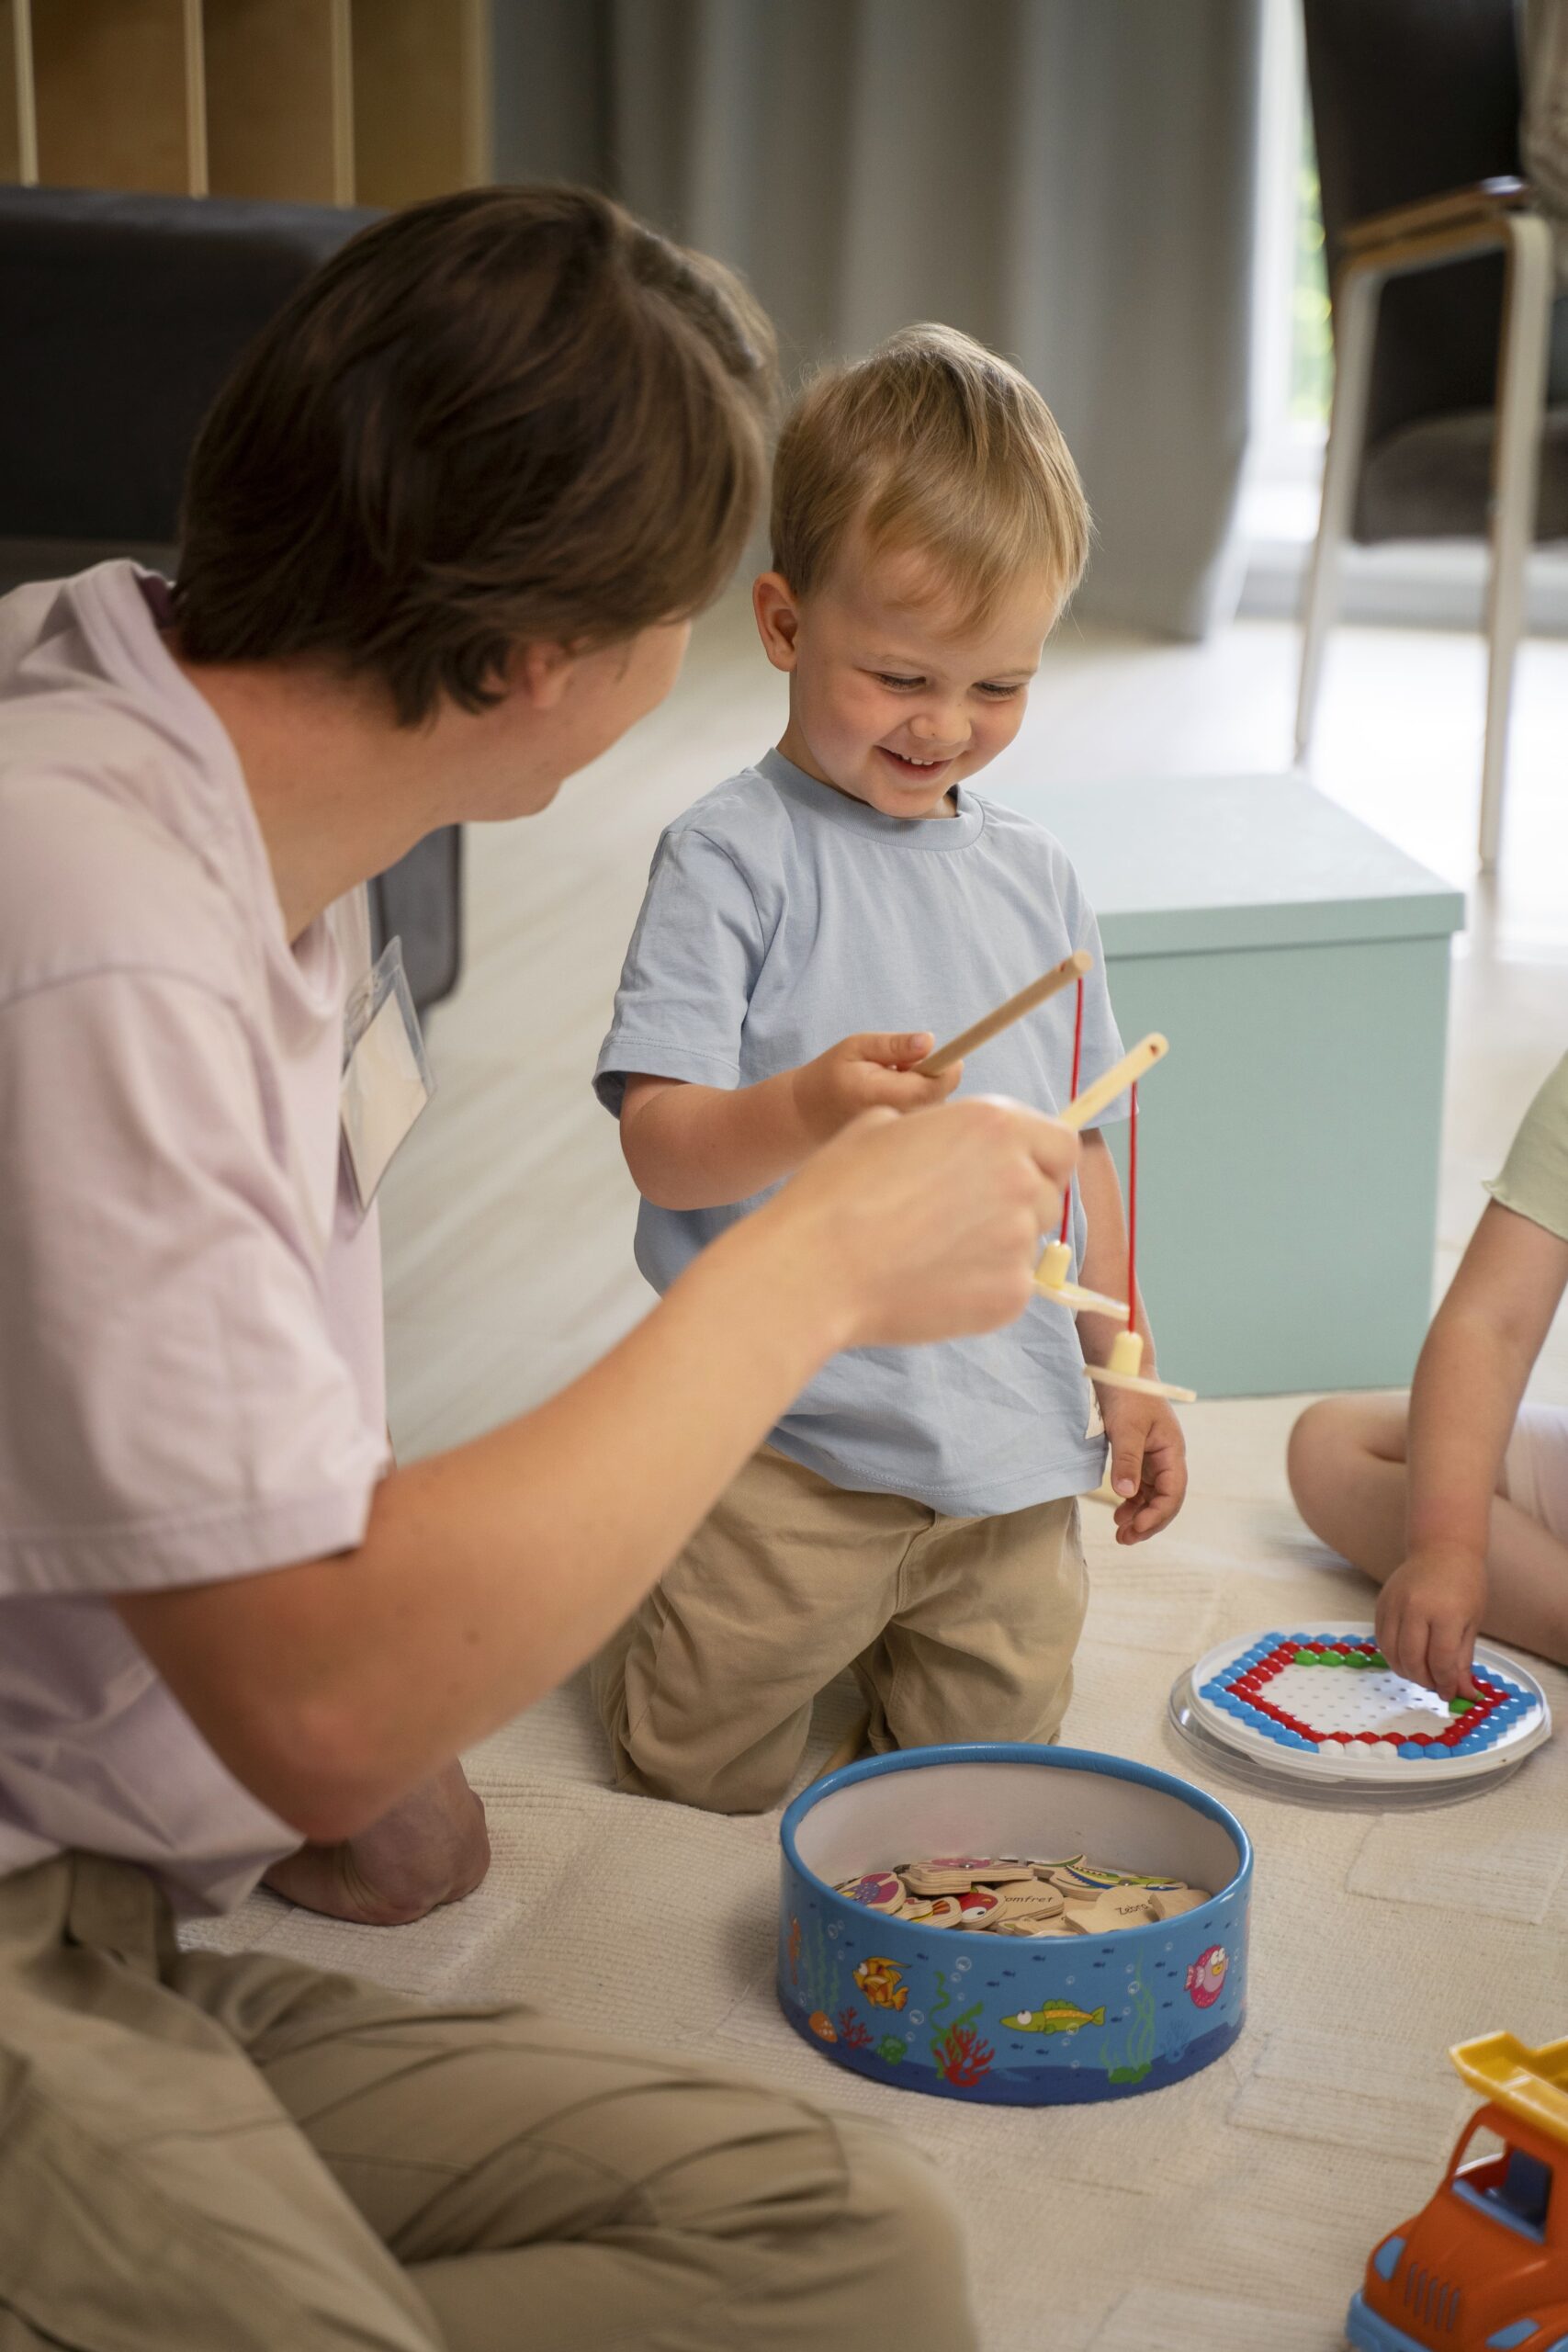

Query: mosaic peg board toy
<box><xmin>1186</xmin><ymin>1623</ymin><xmax>1550</xmax><ymax>1789</ymax></box>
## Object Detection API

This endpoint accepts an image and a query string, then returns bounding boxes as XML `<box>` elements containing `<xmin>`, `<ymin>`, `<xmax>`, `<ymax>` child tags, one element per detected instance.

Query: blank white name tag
<box><xmin>340</xmin><ymin>936</ymin><xmax>434</xmax><ymax>1211</ymax></box>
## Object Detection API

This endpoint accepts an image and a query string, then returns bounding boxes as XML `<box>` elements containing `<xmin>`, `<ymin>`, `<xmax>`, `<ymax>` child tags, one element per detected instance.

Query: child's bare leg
<box><xmin>1472</xmin><ymin>1501</ymin><xmax>1568</xmax><ymax>1664</ymax></box>
<box><xmin>1287</xmin><ymin>1396</ymin><xmax>1413</xmax><ymax>1580</ymax></box>
<box><xmin>1288</xmin><ymin>1395</ymin><xmax>1568</xmax><ymax>1668</ymax></box>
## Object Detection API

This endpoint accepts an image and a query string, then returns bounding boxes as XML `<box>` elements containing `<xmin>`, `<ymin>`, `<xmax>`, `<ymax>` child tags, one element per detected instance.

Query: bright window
<box><xmin>1250</xmin><ymin>0</ymin><xmax>1329</xmax><ymax>489</ymax></box>
<box><xmin>1292</xmin><ymin>107</ymin><xmax>1331</xmax><ymax>428</ymax></box>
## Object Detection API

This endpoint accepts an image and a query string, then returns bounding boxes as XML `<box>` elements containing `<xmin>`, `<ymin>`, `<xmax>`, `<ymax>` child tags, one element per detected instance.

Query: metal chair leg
<box><xmin>1297</xmin><ymin>260</ymin><xmax>1380</xmax><ymax>765</ymax></box>
<box><xmin>1479</xmin><ymin>213</ymin><xmax>1554</xmax><ymax>872</ymax></box>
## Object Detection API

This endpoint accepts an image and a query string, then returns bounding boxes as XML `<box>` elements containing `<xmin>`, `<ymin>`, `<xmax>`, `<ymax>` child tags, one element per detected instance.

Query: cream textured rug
<box><xmin>186</xmin><ymin>603</ymin><xmax>1568</xmax><ymax>2344</ymax></box>
<box><xmin>187</xmin><ymin>1398</ymin><xmax>1568</xmax><ymax>2350</ymax></box>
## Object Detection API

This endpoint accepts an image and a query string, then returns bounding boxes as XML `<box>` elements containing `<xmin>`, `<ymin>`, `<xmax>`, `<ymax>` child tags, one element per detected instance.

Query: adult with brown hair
<box><xmin>0</xmin><ymin>188</ymin><xmax>1075</xmax><ymax>2349</ymax></box>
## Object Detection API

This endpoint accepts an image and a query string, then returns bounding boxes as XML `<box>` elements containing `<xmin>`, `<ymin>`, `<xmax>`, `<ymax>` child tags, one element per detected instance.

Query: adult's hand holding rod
<box><xmin>116</xmin><ymin>1095</ymin><xmax>1077</xmax><ymax>1844</ymax></box>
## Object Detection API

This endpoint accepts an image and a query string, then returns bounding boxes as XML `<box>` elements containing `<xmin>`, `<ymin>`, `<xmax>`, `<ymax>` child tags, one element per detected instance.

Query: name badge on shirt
<box><xmin>340</xmin><ymin>935</ymin><xmax>435</xmax><ymax>1211</ymax></box>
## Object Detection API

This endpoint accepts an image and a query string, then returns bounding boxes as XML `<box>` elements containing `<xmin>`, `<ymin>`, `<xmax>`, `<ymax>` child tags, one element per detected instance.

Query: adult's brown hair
<box><xmin>174</xmin><ymin>186</ymin><xmax>777</xmax><ymax>725</ymax></box>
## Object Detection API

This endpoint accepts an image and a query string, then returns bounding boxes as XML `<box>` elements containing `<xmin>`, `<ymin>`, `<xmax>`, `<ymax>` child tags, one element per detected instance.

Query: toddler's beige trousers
<box><xmin>0</xmin><ymin>1850</ymin><xmax>974</xmax><ymax>2351</ymax></box>
<box><xmin>594</xmin><ymin>1443</ymin><xmax>1089</xmax><ymax>1812</ymax></box>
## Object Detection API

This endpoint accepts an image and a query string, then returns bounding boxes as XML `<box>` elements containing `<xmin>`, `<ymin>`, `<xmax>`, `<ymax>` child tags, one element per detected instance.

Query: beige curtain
<box><xmin>494</xmin><ymin>0</ymin><xmax>1263</xmax><ymax>639</ymax></box>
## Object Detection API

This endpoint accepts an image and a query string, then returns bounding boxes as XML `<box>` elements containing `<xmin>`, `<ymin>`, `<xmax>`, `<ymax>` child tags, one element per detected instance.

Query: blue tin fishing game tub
<box><xmin>778</xmin><ymin>1743</ymin><xmax>1252</xmax><ymax>2105</ymax></box>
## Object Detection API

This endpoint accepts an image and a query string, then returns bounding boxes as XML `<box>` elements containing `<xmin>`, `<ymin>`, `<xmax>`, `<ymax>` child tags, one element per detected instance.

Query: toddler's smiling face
<box><xmin>754</xmin><ymin>534</ymin><xmax>1062</xmax><ymax>820</ymax></box>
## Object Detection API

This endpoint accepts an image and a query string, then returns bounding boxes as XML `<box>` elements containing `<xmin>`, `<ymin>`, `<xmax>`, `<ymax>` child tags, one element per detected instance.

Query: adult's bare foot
<box><xmin>264</xmin><ymin>1758</ymin><xmax>491</xmax><ymax>1925</ymax></box>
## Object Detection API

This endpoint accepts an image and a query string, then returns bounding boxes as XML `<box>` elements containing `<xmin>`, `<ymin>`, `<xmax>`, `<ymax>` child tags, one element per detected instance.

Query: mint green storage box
<box><xmin>1011</xmin><ymin>775</ymin><xmax>1465</xmax><ymax>1398</ymax></box>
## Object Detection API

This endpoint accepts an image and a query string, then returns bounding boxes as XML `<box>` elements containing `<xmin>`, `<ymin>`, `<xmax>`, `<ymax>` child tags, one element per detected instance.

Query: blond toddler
<box><xmin>592</xmin><ymin>326</ymin><xmax>1188</xmax><ymax>1811</ymax></box>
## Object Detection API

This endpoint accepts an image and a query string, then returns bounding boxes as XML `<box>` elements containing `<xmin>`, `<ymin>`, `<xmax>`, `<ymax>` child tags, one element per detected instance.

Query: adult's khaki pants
<box><xmin>594</xmin><ymin>1444</ymin><xmax>1089</xmax><ymax>1813</ymax></box>
<box><xmin>0</xmin><ymin>1851</ymin><xmax>975</xmax><ymax>2351</ymax></box>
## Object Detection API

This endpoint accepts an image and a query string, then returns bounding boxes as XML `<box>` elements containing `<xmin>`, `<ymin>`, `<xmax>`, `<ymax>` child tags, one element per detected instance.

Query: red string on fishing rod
<box><xmin>1125</xmin><ymin>1080</ymin><xmax>1138</xmax><ymax>1330</ymax></box>
<box><xmin>1058</xmin><ymin>976</ymin><xmax>1085</xmax><ymax>1247</ymax></box>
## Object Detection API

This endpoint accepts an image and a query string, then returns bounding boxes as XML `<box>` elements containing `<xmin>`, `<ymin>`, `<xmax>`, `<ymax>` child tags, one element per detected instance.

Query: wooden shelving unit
<box><xmin>1</xmin><ymin>0</ymin><xmax>38</xmax><ymax>183</ymax></box>
<box><xmin>206</xmin><ymin>0</ymin><xmax>353</xmax><ymax>205</ymax></box>
<box><xmin>353</xmin><ymin>0</ymin><xmax>489</xmax><ymax>209</ymax></box>
<box><xmin>2</xmin><ymin>0</ymin><xmax>489</xmax><ymax>204</ymax></box>
<box><xmin>32</xmin><ymin>0</ymin><xmax>206</xmax><ymax>194</ymax></box>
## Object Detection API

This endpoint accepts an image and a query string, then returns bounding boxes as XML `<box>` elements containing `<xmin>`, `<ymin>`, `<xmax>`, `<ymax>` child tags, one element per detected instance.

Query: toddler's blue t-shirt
<box><xmin>594</xmin><ymin>748</ymin><xmax>1125</xmax><ymax>1516</ymax></box>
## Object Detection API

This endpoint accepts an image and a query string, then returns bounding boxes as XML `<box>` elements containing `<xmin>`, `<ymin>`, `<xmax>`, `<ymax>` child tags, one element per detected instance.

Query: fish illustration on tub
<box><xmin>1185</xmin><ymin>1945</ymin><xmax>1228</xmax><ymax>2007</ymax></box>
<box><xmin>999</xmin><ymin>2001</ymin><xmax>1105</xmax><ymax>2037</ymax></box>
<box><xmin>852</xmin><ymin>1957</ymin><xmax>908</xmax><ymax>2011</ymax></box>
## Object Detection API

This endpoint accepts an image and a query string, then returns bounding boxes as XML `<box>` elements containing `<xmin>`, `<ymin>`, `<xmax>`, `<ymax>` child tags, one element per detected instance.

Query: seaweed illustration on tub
<box><xmin>1103</xmin><ymin>1975</ymin><xmax>1158</xmax><ymax>2085</ymax></box>
<box><xmin>934</xmin><ymin>2005</ymin><xmax>994</xmax><ymax>2089</ymax></box>
<box><xmin>929</xmin><ymin>1966</ymin><xmax>994</xmax><ymax>2089</ymax></box>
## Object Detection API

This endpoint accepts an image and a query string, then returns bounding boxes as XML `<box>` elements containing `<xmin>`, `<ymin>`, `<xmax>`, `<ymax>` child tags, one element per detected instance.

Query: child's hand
<box><xmin>764</xmin><ymin>1092</ymin><xmax>1077</xmax><ymax>1348</ymax></box>
<box><xmin>1100</xmin><ymin>1388</ymin><xmax>1187</xmax><ymax>1544</ymax></box>
<box><xmin>1375</xmin><ymin>1549</ymin><xmax>1486</xmax><ymax>1701</ymax></box>
<box><xmin>790</xmin><ymin>1034</ymin><xmax>962</xmax><ymax>1145</ymax></box>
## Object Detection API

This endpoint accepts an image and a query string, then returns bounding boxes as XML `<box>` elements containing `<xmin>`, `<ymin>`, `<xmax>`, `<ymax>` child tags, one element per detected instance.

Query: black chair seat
<box><xmin>1359</xmin><ymin>405</ymin><xmax>1568</xmax><ymax>542</ymax></box>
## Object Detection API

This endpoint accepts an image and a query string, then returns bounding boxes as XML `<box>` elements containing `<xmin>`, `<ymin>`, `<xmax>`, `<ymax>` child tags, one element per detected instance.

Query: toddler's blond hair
<box><xmin>771</xmin><ymin>324</ymin><xmax>1089</xmax><ymax>623</ymax></box>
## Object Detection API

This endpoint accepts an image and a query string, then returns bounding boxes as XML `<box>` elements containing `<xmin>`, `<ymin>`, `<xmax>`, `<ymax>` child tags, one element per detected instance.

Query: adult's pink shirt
<box><xmin>0</xmin><ymin>564</ymin><xmax>390</xmax><ymax>1913</ymax></box>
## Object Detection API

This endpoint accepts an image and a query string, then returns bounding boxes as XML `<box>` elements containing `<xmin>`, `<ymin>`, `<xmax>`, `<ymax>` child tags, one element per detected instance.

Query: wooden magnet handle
<box><xmin>916</xmin><ymin>949</ymin><xmax>1092</xmax><ymax>1077</ymax></box>
<box><xmin>1059</xmin><ymin>1034</ymin><xmax>1168</xmax><ymax>1131</ymax></box>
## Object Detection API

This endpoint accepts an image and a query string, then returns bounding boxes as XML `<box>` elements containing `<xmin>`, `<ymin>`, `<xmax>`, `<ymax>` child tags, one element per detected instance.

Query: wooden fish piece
<box><xmin>953</xmin><ymin>1885</ymin><xmax>1003</xmax><ymax>1928</ymax></box>
<box><xmin>987</xmin><ymin>1881</ymin><xmax>1068</xmax><ymax>1925</ymax></box>
<box><xmin>836</xmin><ymin>1871</ymin><xmax>907</xmax><ymax>1915</ymax></box>
<box><xmin>1147</xmin><ymin>1886</ymin><xmax>1213</xmax><ymax>1920</ymax></box>
<box><xmin>898</xmin><ymin>1862</ymin><xmax>978</xmax><ymax>1895</ymax></box>
<box><xmin>1063</xmin><ymin>1887</ymin><xmax>1158</xmax><ymax>1934</ymax></box>
<box><xmin>900</xmin><ymin>1894</ymin><xmax>963</xmax><ymax>1928</ymax></box>
<box><xmin>1047</xmin><ymin>1862</ymin><xmax>1127</xmax><ymax>1895</ymax></box>
<box><xmin>899</xmin><ymin>1856</ymin><xmax>1035</xmax><ymax>1894</ymax></box>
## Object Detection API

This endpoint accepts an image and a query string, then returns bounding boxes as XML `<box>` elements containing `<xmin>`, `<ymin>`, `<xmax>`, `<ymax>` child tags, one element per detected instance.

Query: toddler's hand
<box><xmin>790</xmin><ymin>1034</ymin><xmax>961</xmax><ymax>1145</ymax></box>
<box><xmin>761</xmin><ymin>1093</ymin><xmax>1075</xmax><ymax>1349</ymax></box>
<box><xmin>1375</xmin><ymin>1550</ymin><xmax>1486</xmax><ymax>1701</ymax></box>
<box><xmin>1100</xmin><ymin>1389</ymin><xmax>1187</xmax><ymax>1544</ymax></box>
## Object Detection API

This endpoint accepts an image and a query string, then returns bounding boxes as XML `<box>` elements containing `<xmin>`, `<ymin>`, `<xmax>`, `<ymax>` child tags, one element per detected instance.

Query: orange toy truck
<box><xmin>1348</xmin><ymin>2033</ymin><xmax>1568</xmax><ymax>2352</ymax></box>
